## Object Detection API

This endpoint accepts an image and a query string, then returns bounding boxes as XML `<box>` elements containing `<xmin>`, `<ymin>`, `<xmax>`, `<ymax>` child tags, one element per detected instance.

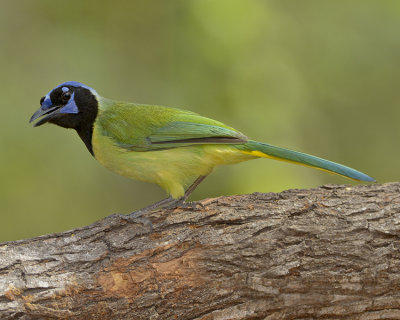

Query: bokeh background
<box><xmin>0</xmin><ymin>0</ymin><xmax>398</xmax><ymax>241</ymax></box>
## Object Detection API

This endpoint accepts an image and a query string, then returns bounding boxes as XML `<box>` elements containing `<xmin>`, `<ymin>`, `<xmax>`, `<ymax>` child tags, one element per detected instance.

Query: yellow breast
<box><xmin>92</xmin><ymin>125</ymin><xmax>253</xmax><ymax>198</ymax></box>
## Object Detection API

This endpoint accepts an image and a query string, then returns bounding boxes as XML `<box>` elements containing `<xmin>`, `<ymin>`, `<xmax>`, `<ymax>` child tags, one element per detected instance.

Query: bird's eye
<box><xmin>40</xmin><ymin>97</ymin><xmax>45</xmax><ymax>105</ymax></box>
<box><xmin>61</xmin><ymin>91</ymin><xmax>71</xmax><ymax>102</ymax></box>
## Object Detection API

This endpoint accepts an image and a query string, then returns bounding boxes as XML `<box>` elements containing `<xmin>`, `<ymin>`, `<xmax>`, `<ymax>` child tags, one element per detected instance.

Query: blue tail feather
<box><xmin>237</xmin><ymin>140</ymin><xmax>375</xmax><ymax>182</ymax></box>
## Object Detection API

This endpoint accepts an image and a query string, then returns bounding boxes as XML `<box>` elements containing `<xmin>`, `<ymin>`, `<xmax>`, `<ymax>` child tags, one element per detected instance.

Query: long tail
<box><xmin>237</xmin><ymin>140</ymin><xmax>375</xmax><ymax>182</ymax></box>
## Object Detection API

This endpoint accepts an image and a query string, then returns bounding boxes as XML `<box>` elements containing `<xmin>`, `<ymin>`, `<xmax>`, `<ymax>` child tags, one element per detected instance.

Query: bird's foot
<box><xmin>110</xmin><ymin>213</ymin><xmax>153</xmax><ymax>233</ymax></box>
<box><xmin>165</xmin><ymin>200</ymin><xmax>205</xmax><ymax>211</ymax></box>
<box><xmin>106</xmin><ymin>196</ymin><xmax>205</xmax><ymax>232</ymax></box>
<box><xmin>104</xmin><ymin>197</ymin><xmax>206</xmax><ymax>232</ymax></box>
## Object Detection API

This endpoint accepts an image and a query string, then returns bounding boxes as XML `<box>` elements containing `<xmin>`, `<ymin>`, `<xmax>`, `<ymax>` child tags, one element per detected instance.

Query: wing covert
<box><xmin>97</xmin><ymin>101</ymin><xmax>247</xmax><ymax>152</ymax></box>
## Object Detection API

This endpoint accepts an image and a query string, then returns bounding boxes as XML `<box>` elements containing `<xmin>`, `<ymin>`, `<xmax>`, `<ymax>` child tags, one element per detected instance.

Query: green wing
<box><xmin>97</xmin><ymin>101</ymin><xmax>247</xmax><ymax>151</ymax></box>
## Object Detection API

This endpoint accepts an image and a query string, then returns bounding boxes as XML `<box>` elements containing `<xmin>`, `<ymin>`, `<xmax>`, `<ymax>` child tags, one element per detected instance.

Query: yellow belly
<box><xmin>92</xmin><ymin>127</ymin><xmax>254</xmax><ymax>198</ymax></box>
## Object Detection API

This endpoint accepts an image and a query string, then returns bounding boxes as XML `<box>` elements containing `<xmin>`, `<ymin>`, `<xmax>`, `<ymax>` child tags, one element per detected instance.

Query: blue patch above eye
<box><xmin>41</xmin><ymin>95</ymin><xmax>53</xmax><ymax>110</ymax></box>
<box><xmin>61</xmin><ymin>87</ymin><xmax>69</xmax><ymax>93</ymax></box>
<box><xmin>58</xmin><ymin>92</ymin><xmax>79</xmax><ymax>114</ymax></box>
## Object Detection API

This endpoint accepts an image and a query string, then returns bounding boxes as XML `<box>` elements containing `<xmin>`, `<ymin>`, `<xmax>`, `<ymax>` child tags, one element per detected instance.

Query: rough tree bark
<box><xmin>0</xmin><ymin>182</ymin><xmax>399</xmax><ymax>320</ymax></box>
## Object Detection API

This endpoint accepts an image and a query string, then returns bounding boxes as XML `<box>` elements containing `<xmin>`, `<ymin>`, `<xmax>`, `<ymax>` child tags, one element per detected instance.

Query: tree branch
<box><xmin>1</xmin><ymin>182</ymin><xmax>400</xmax><ymax>319</ymax></box>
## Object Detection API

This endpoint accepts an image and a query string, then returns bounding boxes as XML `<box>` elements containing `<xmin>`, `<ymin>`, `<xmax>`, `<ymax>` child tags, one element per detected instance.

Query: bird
<box><xmin>30</xmin><ymin>81</ymin><xmax>375</xmax><ymax>220</ymax></box>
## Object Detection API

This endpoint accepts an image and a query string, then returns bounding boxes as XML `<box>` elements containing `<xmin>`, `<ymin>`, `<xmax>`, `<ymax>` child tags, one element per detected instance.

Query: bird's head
<box><xmin>30</xmin><ymin>81</ymin><xmax>99</xmax><ymax>129</ymax></box>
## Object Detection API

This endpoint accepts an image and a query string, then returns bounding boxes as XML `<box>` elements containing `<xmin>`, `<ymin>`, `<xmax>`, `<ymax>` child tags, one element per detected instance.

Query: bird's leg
<box><xmin>116</xmin><ymin>175</ymin><xmax>209</xmax><ymax>230</ymax></box>
<box><xmin>127</xmin><ymin>196</ymin><xmax>176</xmax><ymax>219</ymax></box>
<box><xmin>112</xmin><ymin>196</ymin><xmax>177</xmax><ymax>232</ymax></box>
<box><xmin>165</xmin><ymin>175</ymin><xmax>209</xmax><ymax>209</ymax></box>
<box><xmin>129</xmin><ymin>175</ymin><xmax>209</xmax><ymax>217</ymax></box>
<box><xmin>184</xmin><ymin>175</ymin><xmax>208</xmax><ymax>201</ymax></box>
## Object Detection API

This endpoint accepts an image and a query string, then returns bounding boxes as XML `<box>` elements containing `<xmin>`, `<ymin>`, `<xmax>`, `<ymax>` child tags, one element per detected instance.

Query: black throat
<box><xmin>76</xmin><ymin>122</ymin><xmax>96</xmax><ymax>156</ymax></box>
<box><xmin>72</xmin><ymin>88</ymin><xmax>98</xmax><ymax>156</ymax></box>
<box><xmin>49</xmin><ymin>87</ymin><xmax>98</xmax><ymax>156</ymax></box>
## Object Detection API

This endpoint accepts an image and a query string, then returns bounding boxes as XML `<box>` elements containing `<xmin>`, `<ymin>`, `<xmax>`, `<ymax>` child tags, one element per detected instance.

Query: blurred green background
<box><xmin>0</xmin><ymin>0</ymin><xmax>398</xmax><ymax>241</ymax></box>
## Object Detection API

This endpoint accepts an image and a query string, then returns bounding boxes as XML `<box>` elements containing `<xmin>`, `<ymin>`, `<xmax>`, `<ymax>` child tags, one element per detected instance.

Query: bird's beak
<box><xmin>29</xmin><ymin>105</ymin><xmax>60</xmax><ymax>127</ymax></box>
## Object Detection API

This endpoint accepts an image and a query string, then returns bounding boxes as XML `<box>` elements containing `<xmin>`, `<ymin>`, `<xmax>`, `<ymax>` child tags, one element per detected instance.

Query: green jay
<box><xmin>30</xmin><ymin>81</ymin><xmax>374</xmax><ymax>219</ymax></box>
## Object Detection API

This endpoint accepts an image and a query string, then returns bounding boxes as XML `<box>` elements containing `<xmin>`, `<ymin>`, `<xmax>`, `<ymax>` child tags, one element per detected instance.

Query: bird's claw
<box><xmin>166</xmin><ymin>200</ymin><xmax>205</xmax><ymax>211</ymax></box>
<box><xmin>108</xmin><ymin>213</ymin><xmax>153</xmax><ymax>233</ymax></box>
